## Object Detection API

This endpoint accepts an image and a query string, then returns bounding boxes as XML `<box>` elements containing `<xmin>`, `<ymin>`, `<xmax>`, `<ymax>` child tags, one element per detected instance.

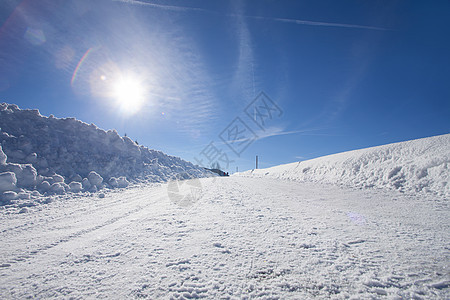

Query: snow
<box><xmin>0</xmin><ymin>145</ymin><xmax>6</xmax><ymax>165</ymax></box>
<box><xmin>117</xmin><ymin>176</ymin><xmax>129</xmax><ymax>188</ymax></box>
<box><xmin>49</xmin><ymin>182</ymin><xmax>65</xmax><ymax>195</ymax></box>
<box><xmin>237</xmin><ymin>134</ymin><xmax>450</xmax><ymax>198</ymax></box>
<box><xmin>1</xmin><ymin>191</ymin><xmax>17</xmax><ymax>202</ymax></box>
<box><xmin>37</xmin><ymin>181</ymin><xmax>51</xmax><ymax>193</ymax></box>
<box><xmin>0</xmin><ymin>177</ymin><xmax>448</xmax><ymax>298</ymax></box>
<box><xmin>87</xmin><ymin>171</ymin><xmax>103</xmax><ymax>188</ymax></box>
<box><xmin>52</xmin><ymin>174</ymin><xmax>64</xmax><ymax>183</ymax></box>
<box><xmin>0</xmin><ymin>103</ymin><xmax>448</xmax><ymax>298</ymax></box>
<box><xmin>0</xmin><ymin>103</ymin><xmax>213</xmax><ymax>203</ymax></box>
<box><xmin>68</xmin><ymin>181</ymin><xmax>82</xmax><ymax>193</ymax></box>
<box><xmin>0</xmin><ymin>172</ymin><xmax>16</xmax><ymax>193</ymax></box>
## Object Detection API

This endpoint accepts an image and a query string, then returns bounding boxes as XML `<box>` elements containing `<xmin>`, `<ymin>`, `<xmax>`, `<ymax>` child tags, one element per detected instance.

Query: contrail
<box><xmin>114</xmin><ymin>0</ymin><xmax>389</xmax><ymax>31</ymax></box>
<box><xmin>113</xmin><ymin>0</ymin><xmax>208</xmax><ymax>12</ymax></box>
<box><xmin>244</xmin><ymin>15</ymin><xmax>388</xmax><ymax>31</ymax></box>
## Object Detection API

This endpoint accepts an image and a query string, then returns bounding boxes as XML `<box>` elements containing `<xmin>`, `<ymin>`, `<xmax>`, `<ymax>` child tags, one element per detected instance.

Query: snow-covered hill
<box><xmin>0</xmin><ymin>103</ymin><xmax>212</xmax><ymax>203</ymax></box>
<box><xmin>238</xmin><ymin>134</ymin><xmax>449</xmax><ymax>198</ymax></box>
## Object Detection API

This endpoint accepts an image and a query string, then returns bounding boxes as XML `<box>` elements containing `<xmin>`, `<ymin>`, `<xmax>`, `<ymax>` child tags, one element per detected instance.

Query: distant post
<box><xmin>256</xmin><ymin>155</ymin><xmax>258</xmax><ymax>169</ymax></box>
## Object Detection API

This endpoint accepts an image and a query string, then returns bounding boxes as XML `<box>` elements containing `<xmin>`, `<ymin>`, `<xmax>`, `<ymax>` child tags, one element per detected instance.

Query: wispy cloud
<box><xmin>149</xmin><ymin>37</ymin><xmax>218</xmax><ymax>136</ymax></box>
<box><xmin>253</xmin><ymin>126</ymin><xmax>331</xmax><ymax>142</ymax></box>
<box><xmin>111</xmin><ymin>0</ymin><xmax>388</xmax><ymax>134</ymax></box>
<box><xmin>112</xmin><ymin>0</ymin><xmax>207</xmax><ymax>12</ymax></box>
<box><xmin>212</xmin><ymin>126</ymin><xmax>327</xmax><ymax>149</ymax></box>
<box><xmin>229</xmin><ymin>1</ymin><xmax>256</xmax><ymax>105</ymax></box>
<box><xmin>79</xmin><ymin>2</ymin><xmax>220</xmax><ymax>136</ymax></box>
<box><xmin>114</xmin><ymin>0</ymin><xmax>389</xmax><ymax>31</ymax></box>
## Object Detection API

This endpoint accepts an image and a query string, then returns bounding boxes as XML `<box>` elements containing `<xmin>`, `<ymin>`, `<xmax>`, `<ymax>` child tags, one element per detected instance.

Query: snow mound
<box><xmin>0</xmin><ymin>103</ymin><xmax>212</xmax><ymax>202</ymax></box>
<box><xmin>238</xmin><ymin>134</ymin><xmax>449</xmax><ymax>197</ymax></box>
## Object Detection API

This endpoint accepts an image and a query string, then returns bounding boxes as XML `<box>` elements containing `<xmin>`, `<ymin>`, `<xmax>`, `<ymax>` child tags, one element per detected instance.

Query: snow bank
<box><xmin>0</xmin><ymin>103</ymin><xmax>212</xmax><ymax>203</ymax></box>
<box><xmin>238</xmin><ymin>134</ymin><xmax>449</xmax><ymax>197</ymax></box>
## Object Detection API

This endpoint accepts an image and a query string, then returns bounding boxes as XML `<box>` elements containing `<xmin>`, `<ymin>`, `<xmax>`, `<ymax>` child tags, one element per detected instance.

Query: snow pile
<box><xmin>238</xmin><ymin>134</ymin><xmax>449</xmax><ymax>197</ymax></box>
<box><xmin>0</xmin><ymin>103</ymin><xmax>212</xmax><ymax>203</ymax></box>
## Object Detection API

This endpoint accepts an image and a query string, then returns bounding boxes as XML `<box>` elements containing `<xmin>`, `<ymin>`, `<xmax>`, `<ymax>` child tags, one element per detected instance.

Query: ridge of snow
<box><xmin>237</xmin><ymin>134</ymin><xmax>449</xmax><ymax>198</ymax></box>
<box><xmin>0</xmin><ymin>103</ymin><xmax>213</xmax><ymax>203</ymax></box>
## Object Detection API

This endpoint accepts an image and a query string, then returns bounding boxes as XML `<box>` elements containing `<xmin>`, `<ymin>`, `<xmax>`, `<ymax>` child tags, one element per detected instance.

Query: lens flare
<box><xmin>71</xmin><ymin>48</ymin><xmax>94</xmax><ymax>86</ymax></box>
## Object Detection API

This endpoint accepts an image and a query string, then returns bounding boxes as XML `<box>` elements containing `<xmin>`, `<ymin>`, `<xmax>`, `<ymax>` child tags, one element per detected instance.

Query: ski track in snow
<box><xmin>0</xmin><ymin>177</ymin><xmax>449</xmax><ymax>299</ymax></box>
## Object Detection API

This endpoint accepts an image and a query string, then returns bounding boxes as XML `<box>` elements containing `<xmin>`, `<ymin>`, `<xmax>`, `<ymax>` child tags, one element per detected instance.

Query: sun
<box><xmin>113</xmin><ymin>76</ymin><xmax>146</xmax><ymax>115</ymax></box>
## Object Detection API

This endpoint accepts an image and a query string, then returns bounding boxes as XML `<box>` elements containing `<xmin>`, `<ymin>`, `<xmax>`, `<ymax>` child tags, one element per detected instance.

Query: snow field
<box><xmin>0</xmin><ymin>177</ymin><xmax>448</xmax><ymax>298</ymax></box>
<box><xmin>0</xmin><ymin>103</ymin><xmax>448</xmax><ymax>298</ymax></box>
<box><xmin>238</xmin><ymin>134</ymin><xmax>449</xmax><ymax>198</ymax></box>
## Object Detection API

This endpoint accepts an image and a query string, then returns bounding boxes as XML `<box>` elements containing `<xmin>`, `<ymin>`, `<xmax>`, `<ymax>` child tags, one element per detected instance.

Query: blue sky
<box><xmin>0</xmin><ymin>0</ymin><xmax>449</xmax><ymax>172</ymax></box>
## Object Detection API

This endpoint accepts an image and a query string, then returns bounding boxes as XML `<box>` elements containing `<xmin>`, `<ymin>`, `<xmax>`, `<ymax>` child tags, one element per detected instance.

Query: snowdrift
<box><xmin>0</xmin><ymin>103</ymin><xmax>212</xmax><ymax>203</ymax></box>
<box><xmin>238</xmin><ymin>134</ymin><xmax>449</xmax><ymax>198</ymax></box>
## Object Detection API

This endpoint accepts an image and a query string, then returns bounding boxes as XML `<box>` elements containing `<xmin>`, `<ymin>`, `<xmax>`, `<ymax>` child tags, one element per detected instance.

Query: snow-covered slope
<box><xmin>238</xmin><ymin>134</ymin><xmax>449</xmax><ymax>198</ymax></box>
<box><xmin>0</xmin><ymin>103</ymin><xmax>212</xmax><ymax>202</ymax></box>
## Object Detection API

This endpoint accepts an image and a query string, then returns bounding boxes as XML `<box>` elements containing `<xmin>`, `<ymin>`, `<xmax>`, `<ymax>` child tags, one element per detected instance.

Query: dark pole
<box><xmin>256</xmin><ymin>155</ymin><xmax>258</xmax><ymax>169</ymax></box>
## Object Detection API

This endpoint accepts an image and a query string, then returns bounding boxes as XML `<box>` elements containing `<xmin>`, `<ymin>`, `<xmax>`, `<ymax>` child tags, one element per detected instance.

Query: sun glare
<box><xmin>113</xmin><ymin>76</ymin><xmax>146</xmax><ymax>115</ymax></box>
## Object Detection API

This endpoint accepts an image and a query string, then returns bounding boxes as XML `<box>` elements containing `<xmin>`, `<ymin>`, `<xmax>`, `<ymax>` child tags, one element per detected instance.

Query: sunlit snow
<box><xmin>0</xmin><ymin>103</ymin><xmax>448</xmax><ymax>299</ymax></box>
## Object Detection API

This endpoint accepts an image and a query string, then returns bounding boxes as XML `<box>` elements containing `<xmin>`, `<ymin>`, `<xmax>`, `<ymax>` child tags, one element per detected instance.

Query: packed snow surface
<box><xmin>0</xmin><ymin>103</ymin><xmax>212</xmax><ymax>203</ymax></box>
<box><xmin>0</xmin><ymin>177</ymin><xmax>448</xmax><ymax>298</ymax></box>
<box><xmin>238</xmin><ymin>134</ymin><xmax>449</xmax><ymax>198</ymax></box>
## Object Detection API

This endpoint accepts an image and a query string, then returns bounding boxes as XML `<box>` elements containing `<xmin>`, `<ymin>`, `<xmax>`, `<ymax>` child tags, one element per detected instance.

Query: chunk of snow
<box><xmin>36</xmin><ymin>175</ymin><xmax>44</xmax><ymax>185</ymax></box>
<box><xmin>1</xmin><ymin>163</ymin><xmax>22</xmax><ymax>180</ymax></box>
<box><xmin>31</xmin><ymin>190</ymin><xmax>41</xmax><ymax>197</ymax></box>
<box><xmin>88</xmin><ymin>171</ymin><xmax>103</xmax><ymax>187</ymax></box>
<box><xmin>1</xmin><ymin>191</ymin><xmax>17</xmax><ymax>201</ymax></box>
<box><xmin>52</xmin><ymin>174</ymin><xmax>64</xmax><ymax>183</ymax></box>
<box><xmin>61</xmin><ymin>182</ymin><xmax>70</xmax><ymax>192</ymax></box>
<box><xmin>17</xmin><ymin>192</ymin><xmax>30</xmax><ymax>200</ymax></box>
<box><xmin>69</xmin><ymin>181</ymin><xmax>82</xmax><ymax>193</ymax></box>
<box><xmin>0</xmin><ymin>163</ymin><xmax>37</xmax><ymax>188</ymax></box>
<box><xmin>0</xmin><ymin>172</ymin><xmax>17</xmax><ymax>192</ymax></box>
<box><xmin>19</xmin><ymin>165</ymin><xmax>37</xmax><ymax>188</ymax></box>
<box><xmin>37</xmin><ymin>181</ymin><xmax>51</xmax><ymax>193</ymax></box>
<box><xmin>109</xmin><ymin>177</ymin><xmax>118</xmax><ymax>188</ymax></box>
<box><xmin>82</xmin><ymin>178</ymin><xmax>91</xmax><ymax>190</ymax></box>
<box><xmin>117</xmin><ymin>176</ymin><xmax>129</xmax><ymax>188</ymax></box>
<box><xmin>49</xmin><ymin>182</ymin><xmax>65</xmax><ymax>195</ymax></box>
